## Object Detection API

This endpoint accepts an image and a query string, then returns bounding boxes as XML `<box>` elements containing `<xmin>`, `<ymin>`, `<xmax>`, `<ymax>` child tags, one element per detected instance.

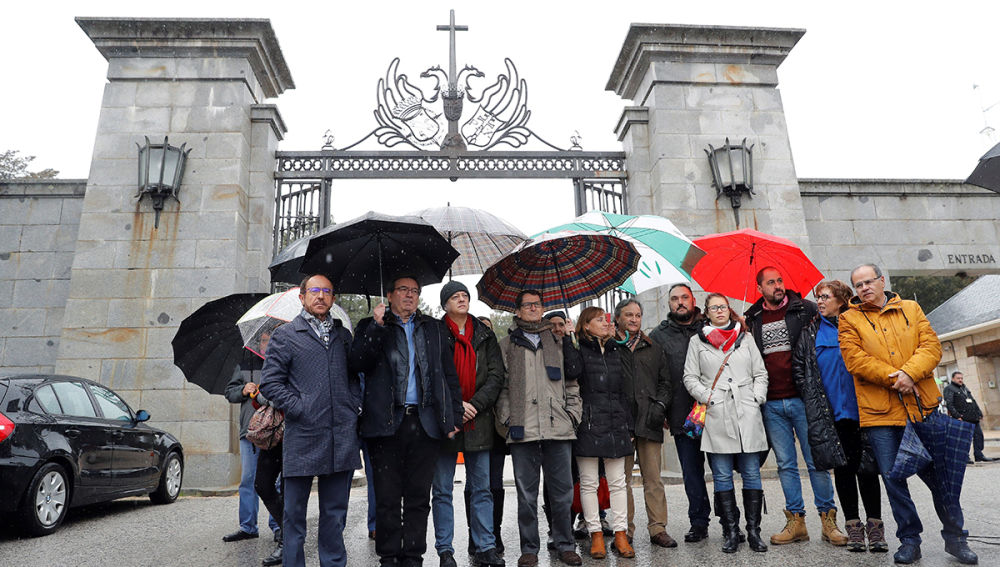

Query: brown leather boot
<box><xmin>770</xmin><ymin>510</ymin><xmax>809</xmax><ymax>545</ymax></box>
<box><xmin>821</xmin><ymin>509</ymin><xmax>848</xmax><ymax>546</ymax></box>
<box><xmin>613</xmin><ymin>531</ymin><xmax>635</xmax><ymax>558</ymax></box>
<box><xmin>589</xmin><ymin>532</ymin><xmax>606</xmax><ymax>559</ymax></box>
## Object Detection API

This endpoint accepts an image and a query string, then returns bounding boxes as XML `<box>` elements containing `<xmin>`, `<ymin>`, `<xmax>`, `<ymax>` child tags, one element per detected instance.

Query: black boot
<box><xmin>714</xmin><ymin>490</ymin><xmax>741</xmax><ymax>554</ymax></box>
<box><xmin>262</xmin><ymin>532</ymin><xmax>282</xmax><ymax>566</ymax></box>
<box><xmin>743</xmin><ymin>489</ymin><xmax>768</xmax><ymax>552</ymax></box>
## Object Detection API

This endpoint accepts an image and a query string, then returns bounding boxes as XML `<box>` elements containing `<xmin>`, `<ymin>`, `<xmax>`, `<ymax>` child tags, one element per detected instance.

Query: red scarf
<box><xmin>704</xmin><ymin>321</ymin><xmax>742</xmax><ymax>352</ymax></box>
<box><xmin>446</xmin><ymin>316</ymin><xmax>477</xmax><ymax>429</ymax></box>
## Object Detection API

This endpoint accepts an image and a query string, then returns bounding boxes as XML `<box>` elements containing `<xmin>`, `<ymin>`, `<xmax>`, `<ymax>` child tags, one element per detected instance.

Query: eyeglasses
<box><xmin>305</xmin><ymin>287</ymin><xmax>332</xmax><ymax>296</ymax></box>
<box><xmin>393</xmin><ymin>286</ymin><xmax>420</xmax><ymax>296</ymax></box>
<box><xmin>853</xmin><ymin>277</ymin><xmax>881</xmax><ymax>290</ymax></box>
<box><xmin>816</xmin><ymin>294</ymin><xmax>833</xmax><ymax>301</ymax></box>
<box><xmin>706</xmin><ymin>305</ymin><xmax>729</xmax><ymax>312</ymax></box>
<box><xmin>520</xmin><ymin>301</ymin><xmax>542</xmax><ymax>310</ymax></box>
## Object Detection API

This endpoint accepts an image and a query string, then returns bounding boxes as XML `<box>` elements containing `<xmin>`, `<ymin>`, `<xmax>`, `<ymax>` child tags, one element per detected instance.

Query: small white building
<box><xmin>928</xmin><ymin>276</ymin><xmax>1000</xmax><ymax>429</ymax></box>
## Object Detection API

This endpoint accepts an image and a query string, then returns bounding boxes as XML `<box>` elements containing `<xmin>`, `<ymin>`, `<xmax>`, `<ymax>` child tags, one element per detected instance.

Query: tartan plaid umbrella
<box><xmin>476</xmin><ymin>231</ymin><xmax>641</xmax><ymax>313</ymax></box>
<box><xmin>539</xmin><ymin>211</ymin><xmax>705</xmax><ymax>294</ymax></box>
<box><xmin>887</xmin><ymin>419</ymin><xmax>933</xmax><ymax>480</ymax></box>
<box><xmin>906</xmin><ymin>394</ymin><xmax>975</xmax><ymax>508</ymax></box>
<box><xmin>409</xmin><ymin>204</ymin><xmax>528</xmax><ymax>276</ymax></box>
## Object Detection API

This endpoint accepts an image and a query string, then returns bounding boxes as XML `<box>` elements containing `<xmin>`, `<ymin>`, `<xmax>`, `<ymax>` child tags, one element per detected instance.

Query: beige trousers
<box><xmin>625</xmin><ymin>438</ymin><xmax>669</xmax><ymax>537</ymax></box>
<box><xmin>577</xmin><ymin>456</ymin><xmax>628</xmax><ymax>533</ymax></box>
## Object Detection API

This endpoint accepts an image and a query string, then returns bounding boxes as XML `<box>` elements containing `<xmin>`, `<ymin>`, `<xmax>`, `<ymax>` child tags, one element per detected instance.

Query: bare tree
<box><xmin>0</xmin><ymin>149</ymin><xmax>59</xmax><ymax>180</ymax></box>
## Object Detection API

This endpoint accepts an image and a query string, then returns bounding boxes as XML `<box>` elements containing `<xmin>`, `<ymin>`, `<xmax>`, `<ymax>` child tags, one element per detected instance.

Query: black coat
<box><xmin>564</xmin><ymin>335</ymin><xmax>633</xmax><ymax>459</ymax></box>
<box><xmin>943</xmin><ymin>382</ymin><xmax>983</xmax><ymax>423</ymax></box>
<box><xmin>620</xmin><ymin>333</ymin><xmax>672</xmax><ymax>443</ymax></box>
<box><xmin>790</xmin><ymin>316</ymin><xmax>848</xmax><ymax>471</ymax></box>
<box><xmin>649</xmin><ymin>311</ymin><xmax>705</xmax><ymax>436</ymax></box>
<box><xmin>351</xmin><ymin>311</ymin><xmax>463</xmax><ymax>440</ymax></box>
<box><xmin>441</xmin><ymin>316</ymin><xmax>506</xmax><ymax>452</ymax></box>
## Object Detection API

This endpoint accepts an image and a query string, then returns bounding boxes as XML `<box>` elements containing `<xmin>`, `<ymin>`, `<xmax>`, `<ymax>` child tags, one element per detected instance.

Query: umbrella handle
<box><xmin>741</xmin><ymin>241</ymin><xmax>756</xmax><ymax>306</ymax></box>
<box><xmin>897</xmin><ymin>391</ymin><xmax>928</xmax><ymax>422</ymax></box>
<box><xmin>378</xmin><ymin>233</ymin><xmax>384</xmax><ymax>299</ymax></box>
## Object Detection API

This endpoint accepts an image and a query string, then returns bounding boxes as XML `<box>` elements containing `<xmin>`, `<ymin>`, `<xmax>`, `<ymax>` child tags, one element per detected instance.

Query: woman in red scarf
<box><xmin>430</xmin><ymin>281</ymin><xmax>507</xmax><ymax>567</ymax></box>
<box><xmin>682</xmin><ymin>293</ymin><xmax>769</xmax><ymax>554</ymax></box>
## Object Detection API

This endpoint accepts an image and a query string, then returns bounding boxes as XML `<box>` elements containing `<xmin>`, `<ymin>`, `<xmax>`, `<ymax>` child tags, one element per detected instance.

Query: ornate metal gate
<box><xmin>272</xmin><ymin>10</ymin><xmax>629</xmax><ymax>308</ymax></box>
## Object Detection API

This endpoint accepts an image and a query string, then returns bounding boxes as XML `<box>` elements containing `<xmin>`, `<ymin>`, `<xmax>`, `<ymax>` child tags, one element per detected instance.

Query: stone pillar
<box><xmin>608</xmin><ymin>24</ymin><xmax>809</xmax><ymax>324</ymax></box>
<box><xmin>56</xmin><ymin>18</ymin><xmax>293</xmax><ymax>488</ymax></box>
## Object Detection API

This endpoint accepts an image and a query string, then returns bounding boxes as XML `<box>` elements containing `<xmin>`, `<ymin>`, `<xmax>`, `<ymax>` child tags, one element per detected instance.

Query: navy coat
<box><xmin>351</xmin><ymin>311</ymin><xmax>463</xmax><ymax>440</ymax></box>
<box><xmin>260</xmin><ymin>315</ymin><xmax>361</xmax><ymax>478</ymax></box>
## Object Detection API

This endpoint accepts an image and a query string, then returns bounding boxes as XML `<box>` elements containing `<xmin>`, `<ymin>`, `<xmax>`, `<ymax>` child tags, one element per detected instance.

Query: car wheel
<box><xmin>150</xmin><ymin>451</ymin><xmax>182</xmax><ymax>504</ymax></box>
<box><xmin>19</xmin><ymin>462</ymin><xmax>71</xmax><ymax>536</ymax></box>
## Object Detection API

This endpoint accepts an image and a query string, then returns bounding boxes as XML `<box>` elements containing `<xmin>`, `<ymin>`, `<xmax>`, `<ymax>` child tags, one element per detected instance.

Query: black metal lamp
<box><xmin>136</xmin><ymin>136</ymin><xmax>191</xmax><ymax>229</ymax></box>
<box><xmin>705</xmin><ymin>137</ymin><xmax>754</xmax><ymax>227</ymax></box>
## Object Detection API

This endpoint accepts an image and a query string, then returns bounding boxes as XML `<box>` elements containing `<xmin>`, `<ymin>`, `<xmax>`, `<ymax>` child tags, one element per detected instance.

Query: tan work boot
<box><xmin>589</xmin><ymin>532</ymin><xmax>606</xmax><ymax>559</ymax></box>
<box><xmin>820</xmin><ymin>509</ymin><xmax>848</xmax><ymax>546</ymax></box>
<box><xmin>770</xmin><ymin>510</ymin><xmax>809</xmax><ymax>545</ymax></box>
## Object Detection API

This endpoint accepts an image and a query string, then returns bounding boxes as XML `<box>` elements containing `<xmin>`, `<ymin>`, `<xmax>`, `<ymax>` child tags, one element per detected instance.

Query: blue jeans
<box><xmin>674</xmin><ymin>434</ymin><xmax>711</xmax><ymax>528</ymax></box>
<box><xmin>238</xmin><ymin>438</ymin><xmax>279</xmax><ymax>534</ymax></box>
<box><xmin>283</xmin><ymin>471</ymin><xmax>353</xmax><ymax>567</ymax></box>
<box><xmin>866</xmin><ymin>425</ymin><xmax>967</xmax><ymax>546</ymax></box>
<box><xmin>762</xmin><ymin>398</ymin><xmax>836</xmax><ymax>514</ymax></box>
<box><xmin>707</xmin><ymin>452</ymin><xmax>762</xmax><ymax>492</ymax></box>
<box><xmin>432</xmin><ymin>450</ymin><xmax>496</xmax><ymax>554</ymax></box>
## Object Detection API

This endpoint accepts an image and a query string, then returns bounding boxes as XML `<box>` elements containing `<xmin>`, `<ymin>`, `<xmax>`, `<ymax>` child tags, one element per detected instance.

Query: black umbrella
<box><xmin>965</xmin><ymin>141</ymin><xmax>1000</xmax><ymax>193</ymax></box>
<box><xmin>268</xmin><ymin>233</ymin><xmax>312</xmax><ymax>286</ymax></box>
<box><xmin>172</xmin><ymin>293</ymin><xmax>269</xmax><ymax>395</ymax></box>
<box><xmin>300</xmin><ymin>211</ymin><xmax>460</xmax><ymax>296</ymax></box>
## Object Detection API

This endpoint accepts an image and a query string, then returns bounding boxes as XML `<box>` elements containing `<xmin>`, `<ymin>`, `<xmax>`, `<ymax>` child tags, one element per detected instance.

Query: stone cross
<box><xmin>436</xmin><ymin>9</ymin><xmax>468</xmax><ymax>91</ymax></box>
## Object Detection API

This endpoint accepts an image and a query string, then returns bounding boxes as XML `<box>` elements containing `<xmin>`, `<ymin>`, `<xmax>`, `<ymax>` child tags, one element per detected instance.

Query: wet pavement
<box><xmin>3</xmin><ymin>461</ymin><xmax>1000</xmax><ymax>567</ymax></box>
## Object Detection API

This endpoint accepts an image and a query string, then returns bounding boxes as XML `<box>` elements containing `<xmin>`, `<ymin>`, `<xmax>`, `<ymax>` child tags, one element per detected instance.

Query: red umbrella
<box><xmin>690</xmin><ymin>228</ymin><xmax>824</xmax><ymax>304</ymax></box>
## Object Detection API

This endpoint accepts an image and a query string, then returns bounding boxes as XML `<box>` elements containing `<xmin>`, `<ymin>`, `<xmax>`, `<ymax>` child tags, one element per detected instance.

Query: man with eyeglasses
<box><xmin>743</xmin><ymin>267</ymin><xmax>845</xmax><ymax>547</ymax></box>
<box><xmin>260</xmin><ymin>274</ymin><xmax>360</xmax><ymax>567</ymax></box>
<box><xmin>840</xmin><ymin>264</ymin><xmax>977</xmax><ymax>565</ymax></box>
<box><xmin>351</xmin><ymin>275</ymin><xmax>463</xmax><ymax>567</ymax></box>
<box><xmin>494</xmin><ymin>290</ymin><xmax>583</xmax><ymax>567</ymax></box>
<box><xmin>649</xmin><ymin>283</ymin><xmax>712</xmax><ymax>544</ymax></box>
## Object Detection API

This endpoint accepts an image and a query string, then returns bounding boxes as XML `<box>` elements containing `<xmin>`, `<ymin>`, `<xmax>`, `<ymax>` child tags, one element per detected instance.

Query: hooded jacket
<box><xmin>649</xmin><ymin>310</ymin><xmax>705</xmax><ymax>436</ymax></box>
<box><xmin>838</xmin><ymin>292</ymin><xmax>942</xmax><ymax>427</ymax></box>
<box><xmin>566</xmin><ymin>334</ymin><xmax>634</xmax><ymax>458</ymax></box>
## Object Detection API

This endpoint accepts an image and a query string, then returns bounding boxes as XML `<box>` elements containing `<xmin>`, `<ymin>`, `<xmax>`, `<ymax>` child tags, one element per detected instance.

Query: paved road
<box><xmin>3</xmin><ymin>462</ymin><xmax>1000</xmax><ymax>567</ymax></box>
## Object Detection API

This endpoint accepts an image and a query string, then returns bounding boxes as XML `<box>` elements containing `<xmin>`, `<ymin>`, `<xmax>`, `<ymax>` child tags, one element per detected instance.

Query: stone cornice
<box><xmin>76</xmin><ymin>17</ymin><xmax>295</xmax><ymax>98</ymax></box>
<box><xmin>607</xmin><ymin>23</ymin><xmax>805</xmax><ymax>99</ymax></box>
<box><xmin>614</xmin><ymin>106</ymin><xmax>649</xmax><ymax>142</ymax></box>
<box><xmin>251</xmin><ymin>104</ymin><xmax>288</xmax><ymax>141</ymax></box>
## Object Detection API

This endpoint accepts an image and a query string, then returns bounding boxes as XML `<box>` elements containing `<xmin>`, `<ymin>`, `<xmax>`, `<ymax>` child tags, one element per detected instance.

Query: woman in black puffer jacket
<box><xmin>564</xmin><ymin>306</ymin><xmax>634</xmax><ymax>559</ymax></box>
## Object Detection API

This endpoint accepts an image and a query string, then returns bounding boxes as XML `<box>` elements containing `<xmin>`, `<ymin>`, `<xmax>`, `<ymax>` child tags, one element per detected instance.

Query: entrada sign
<box><xmin>947</xmin><ymin>253</ymin><xmax>997</xmax><ymax>265</ymax></box>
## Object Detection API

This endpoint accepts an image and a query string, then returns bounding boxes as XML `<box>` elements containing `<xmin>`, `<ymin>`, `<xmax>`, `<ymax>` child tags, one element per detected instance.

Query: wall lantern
<box><xmin>705</xmin><ymin>137</ymin><xmax>754</xmax><ymax>227</ymax></box>
<box><xmin>136</xmin><ymin>136</ymin><xmax>191</xmax><ymax>229</ymax></box>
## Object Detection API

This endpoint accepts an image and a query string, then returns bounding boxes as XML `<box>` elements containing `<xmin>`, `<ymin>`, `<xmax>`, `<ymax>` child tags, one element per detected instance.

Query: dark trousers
<box><xmin>674</xmin><ymin>434</ymin><xmax>711</xmax><ymax>528</ymax></box>
<box><xmin>368</xmin><ymin>413</ymin><xmax>440</xmax><ymax>564</ymax></box>
<box><xmin>866</xmin><ymin>425</ymin><xmax>967</xmax><ymax>547</ymax></box>
<box><xmin>509</xmin><ymin>440</ymin><xmax>574</xmax><ymax>554</ymax></box>
<box><xmin>832</xmin><ymin>419</ymin><xmax>881</xmax><ymax>522</ymax></box>
<box><xmin>973</xmin><ymin>422</ymin><xmax>986</xmax><ymax>459</ymax></box>
<box><xmin>255</xmin><ymin>443</ymin><xmax>284</xmax><ymax>529</ymax></box>
<box><xmin>283</xmin><ymin>471</ymin><xmax>353</xmax><ymax>567</ymax></box>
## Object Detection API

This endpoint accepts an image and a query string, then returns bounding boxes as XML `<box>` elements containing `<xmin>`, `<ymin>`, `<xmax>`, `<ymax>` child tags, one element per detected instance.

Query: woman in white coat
<box><xmin>683</xmin><ymin>293</ymin><xmax>769</xmax><ymax>554</ymax></box>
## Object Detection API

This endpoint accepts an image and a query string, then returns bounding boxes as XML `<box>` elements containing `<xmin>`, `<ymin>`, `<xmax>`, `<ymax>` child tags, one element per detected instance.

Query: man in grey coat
<box><xmin>223</xmin><ymin>365</ymin><xmax>279</xmax><ymax>543</ymax></box>
<box><xmin>261</xmin><ymin>274</ymin><xmax>361</xmax><ymax>567</ymax></box>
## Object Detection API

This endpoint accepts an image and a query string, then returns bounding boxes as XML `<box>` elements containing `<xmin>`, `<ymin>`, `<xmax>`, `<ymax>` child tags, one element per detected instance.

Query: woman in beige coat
<box><xmin>683</xmin><ymin>293</ymin><xmax>769</xmax><ymax>554</ymax></box>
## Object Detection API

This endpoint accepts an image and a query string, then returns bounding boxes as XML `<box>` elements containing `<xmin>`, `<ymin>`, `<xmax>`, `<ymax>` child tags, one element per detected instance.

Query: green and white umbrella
<box><xmin>538</xmin><ymin>212</ymin><xmax>705</xmax><ymax>295</ymax></box>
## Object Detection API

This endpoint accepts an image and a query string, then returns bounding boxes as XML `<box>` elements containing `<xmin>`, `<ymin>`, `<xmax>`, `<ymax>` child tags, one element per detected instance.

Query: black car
<box><xmin>0</xmin><ymin>374</ymin><xmax>184</xmax><ymax>536</ymax></box>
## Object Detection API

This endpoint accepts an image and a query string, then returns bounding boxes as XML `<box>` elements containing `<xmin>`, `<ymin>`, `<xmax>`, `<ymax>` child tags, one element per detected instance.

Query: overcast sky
<box><xmin>3</xmin><ymin>0</ymin><xmax>999</xmax><ymax>315</ymax></box>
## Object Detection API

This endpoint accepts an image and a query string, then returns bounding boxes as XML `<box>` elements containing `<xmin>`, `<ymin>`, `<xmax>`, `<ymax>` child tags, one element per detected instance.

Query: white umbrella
<box><xmin>237</xmin><ymin>287</ymin><xmax>352</xmax><ymax>358</ymax></box>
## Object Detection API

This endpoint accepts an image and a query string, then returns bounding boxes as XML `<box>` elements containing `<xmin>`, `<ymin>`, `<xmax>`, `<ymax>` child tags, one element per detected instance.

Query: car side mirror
<box><xmin>135</xmin><ymin>409</ymin><xmax>150</xmax><ymax>422</ymax></box>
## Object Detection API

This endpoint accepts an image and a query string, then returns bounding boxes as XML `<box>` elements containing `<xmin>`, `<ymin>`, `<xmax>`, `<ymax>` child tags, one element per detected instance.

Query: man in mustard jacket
<box><xmin>839</xmin><ymin>264</ymin><xmax>977</xmax><ymax>566</ymax></box>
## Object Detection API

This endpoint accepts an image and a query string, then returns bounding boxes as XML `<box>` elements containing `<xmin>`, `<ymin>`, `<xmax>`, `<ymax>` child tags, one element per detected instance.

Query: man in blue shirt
<box><xmin>351</xmin><ymin>275</ymin><xmax>463</xmax><ymax>567</ymax></box>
